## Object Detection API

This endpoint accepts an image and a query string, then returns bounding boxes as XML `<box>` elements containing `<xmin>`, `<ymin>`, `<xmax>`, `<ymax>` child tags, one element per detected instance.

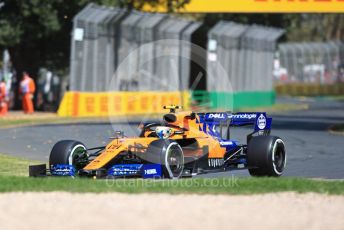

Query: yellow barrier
<box><xmin>142</xmin><ymin>0</ymin><xmax>344</xmax><ymax>13</ymax></box>
<box><xmin>275</xmin><ymin>84</ymin><xmax>344</xmax><ymax>96</ymax></box>
<box><xmin>58</xmin><ymin>91</ymin><xmax>190</xmax><ymax>117</ymax></box>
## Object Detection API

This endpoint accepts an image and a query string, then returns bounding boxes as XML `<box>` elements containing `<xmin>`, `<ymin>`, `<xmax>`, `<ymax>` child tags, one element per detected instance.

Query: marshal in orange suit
<box><xmin>19</xmin><ymin>72</ymin><xmax>36</xmax><ymax>114</ymax></box>
<box><xmin>0</xmin><ymin>79</ymin><xmax>8</xmax><ymax>115</ymax></box>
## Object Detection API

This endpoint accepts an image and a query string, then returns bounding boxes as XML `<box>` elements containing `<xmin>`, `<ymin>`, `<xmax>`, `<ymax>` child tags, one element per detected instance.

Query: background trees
<box><xmin>0</xmin><ymin>0</ymin><xmax>342</xmax><ymax>78</ymax></box>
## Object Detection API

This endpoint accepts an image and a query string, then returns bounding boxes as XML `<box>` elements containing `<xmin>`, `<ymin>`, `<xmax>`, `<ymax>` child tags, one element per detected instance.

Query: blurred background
<box><xmin>0</xmin><ymin>0</ymin><xmax>343</xmax><ymax>113</ymax></box>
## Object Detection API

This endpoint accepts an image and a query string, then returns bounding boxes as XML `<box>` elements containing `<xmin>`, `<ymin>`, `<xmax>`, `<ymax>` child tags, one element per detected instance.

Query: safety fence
<box><xmin>277</xmin><ymin>41</ymin><xmax>344</xmax><ymax>84</ymax></box>
<box><xmin>205</xmin><ymin>21</ymin><xmax>283</xmax><ymax>109</ymax></box>
<box><xmin>207</xmin><ymin>21</ymin><xmax>284</xmax><ymax>93</ymax></box>
<box><xmin>70</xmin><ymin>3</ymin><xmax>201</xmax><ymax>93</ymax></box>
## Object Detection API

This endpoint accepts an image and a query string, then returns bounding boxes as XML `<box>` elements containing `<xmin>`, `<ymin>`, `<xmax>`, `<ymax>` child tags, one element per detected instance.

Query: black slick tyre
<box><xmin>49</xmin><ymin>140</ymin><xmax>87</xmax><ymax>171</ymax></box>
<box><xmin>247</xmin><ymin>136</ymin><xmax>286</xmax><ymax>177</ymax></box>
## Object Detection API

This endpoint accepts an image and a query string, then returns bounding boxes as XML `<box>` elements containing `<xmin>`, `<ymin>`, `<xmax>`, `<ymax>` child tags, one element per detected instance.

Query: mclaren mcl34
<box><xmin>29</xmin><ymin>106</ymin><xmax>287</xmax><ymax>179</ymax></box>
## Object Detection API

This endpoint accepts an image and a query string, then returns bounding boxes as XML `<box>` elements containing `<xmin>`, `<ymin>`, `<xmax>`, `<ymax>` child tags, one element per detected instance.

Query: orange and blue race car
<box><xmin>29</xmin><ymin>105</ymin><xmax>287</xmax><ymax>179</ymax></box>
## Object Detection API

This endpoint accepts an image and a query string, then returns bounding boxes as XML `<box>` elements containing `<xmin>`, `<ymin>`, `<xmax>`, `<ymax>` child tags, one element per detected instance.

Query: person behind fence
<box><xmin>0</xmin><ymin>79</ymin><xmax>8</xmax><ymax>115</ymax></box>
<box><xmin>19</xmin><ymin>72</ymin><xmax>35</xmax><ymax>114</ymax></box>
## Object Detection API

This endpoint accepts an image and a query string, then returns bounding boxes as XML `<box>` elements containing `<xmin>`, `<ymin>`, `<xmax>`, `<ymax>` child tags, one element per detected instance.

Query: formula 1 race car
<box><xmin>29</xmin><ymin>105</ymin><xmax>286</xmax><ymax>179</ymax></box>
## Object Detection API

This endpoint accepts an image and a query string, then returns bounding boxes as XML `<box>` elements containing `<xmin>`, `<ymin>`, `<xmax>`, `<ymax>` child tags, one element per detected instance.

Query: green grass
<box><xmin>322</xmin><ymin>95</ymin><xmax>344</xmax><ymax>102</ymax></box>
<box><xmin>0</xmin><ymin>118</ymin><xmax>55</xmax><ymax>127</ymax></box>
<box><xmin>0</xmin><ymin>117</ymin><xmax>108</xmax><ymax>128</ymax></box>
<box><xmin>0</xmin><ymin>176</ymin><xmax>343</xmax><ymax>195</ymax></box>
<box><xmin>194</xmin><ymin>103</ymin><xmax>308</xmax><ymax>114</ymax></box>
<box><xmin>0</xmin><ymin>153</ymin><xmax>343</xmax><ymax>195</ymax></box>
<box><xmin>0</xmin><ymin>101</ymin><xmax>308</xmax><ymax>129</ymax></box>
<box><xmin>236</xmin><ymin>103</ymin><xmax>308</xmax><ymax>114</ymax></box>
<box><xmin>0</xmin><ymin>154</ymin><xmax>42</xmax><ymax>177</ymax></box>
<box><xmin>0</xmin><ymin>114</ymin><xmax>160</xmax><ymax>128</ymax></box>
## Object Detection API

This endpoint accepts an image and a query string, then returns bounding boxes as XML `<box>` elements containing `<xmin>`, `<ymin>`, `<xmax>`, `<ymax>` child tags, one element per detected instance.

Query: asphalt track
<box><xmin>0</xmin><ymin>97</ymin><xmax>343</xmax><ymax>179</ymax></box>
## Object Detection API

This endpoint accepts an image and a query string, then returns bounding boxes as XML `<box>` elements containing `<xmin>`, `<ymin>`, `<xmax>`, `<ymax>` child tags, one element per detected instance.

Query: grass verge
<box><xmin>0</xmin><ymin>116</ymin><xmax>109</xmax><ymax>129</ymax></box>
<box><xmin>236</xmin><ymin>103</ymin><xmax>308</xmax><ymax>114</ymax></box>
<box><xmin>0</xmin><ymin>154</ymin><xmax>42</xmax><ymax>177</ymax></box>
<box><xmin>1</xmin><ymin>102</ymin><xmax>308</xmax><ymax>129</ymax></box>
<box><xmin>322</xmin><ymin>95</ymin><xmax>344</xmax><ymax>102</ymax></box>
<box><xmin>0</xmin><ymin>113</ymin><xmax>163</xmax><ymax>129</ymax></box>
<box><xmin>0</xmin><ymin>176</ymin><xmax>343</xmax><ymax>195</ymax></box>
<box><xmin>0</xmin><ymin>153</ymin><xmax>343</xmax><ymax>195</ymax></box>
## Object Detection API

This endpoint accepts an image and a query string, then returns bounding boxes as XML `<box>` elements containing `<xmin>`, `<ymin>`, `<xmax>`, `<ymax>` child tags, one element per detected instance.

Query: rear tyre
<box><xmin>49</xmin><ymin>140</ymin><xmax>87</xmax><ymax>171</ymax></box>
<box><xmin>145</xmin><ymin>140</ymin><xmax>184</xmax><ymax>179</ymax></box>
<box><xmin>247</xmin><ymin>136</ymin><xmax>286</xmax><ymax>177</ymax></box>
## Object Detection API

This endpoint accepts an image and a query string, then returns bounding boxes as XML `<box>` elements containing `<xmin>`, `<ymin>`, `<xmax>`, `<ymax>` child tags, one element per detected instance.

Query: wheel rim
<box><xmin>68</xmin><ymin>144</ymin><xmax>87</xmax><ymax>170</ymax></box>
<box><xmin>165</xmin><ymin>143</ymin><xmax>184</xmax><ymax>178</ymax></box>
<box><xmin>272</xmin><ymin>139</ymin><xmax>286</xmax><ymax>175</ymax></box>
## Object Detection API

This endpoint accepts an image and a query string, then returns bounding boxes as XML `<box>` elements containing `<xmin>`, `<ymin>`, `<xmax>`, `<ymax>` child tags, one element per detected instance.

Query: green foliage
<box><xmin>0</xmin><ymin>20</ymin><xmax>22</xmax><ymax>46</ymax></box>
<box><xmin>285</xmin><ymin>14</ymin><xmax>344</xmax><ymax>41</ymax></box>
<box><xmin>196</xmin><ymin>13</ymin><xmax>343</xmax><ymax>42</ymax></box>
<box><xmin>0</xmin><ymin>1</ymin><xmax>85</xmax><ymax>74</ymax></box>
<box><xmin>0</xmin><ymin>1</ymin><xmax>61</xmax><ymax>47</ymax></box>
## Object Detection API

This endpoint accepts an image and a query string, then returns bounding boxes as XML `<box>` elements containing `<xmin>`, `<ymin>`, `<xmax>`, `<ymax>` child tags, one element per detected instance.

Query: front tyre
<box><xmin>247</xmin><ymin>136</ymin><xmax>286</xmax><ymax>177</ymax></box>
<box><xmin>145</xmin><ymin>140</ymin><xmax>184</xmax><ymax>179</ymax></box>
<box><xmin>49</xmin><ymin>140</ymin><xmax>88</xmax><ymax>171</ymax></box>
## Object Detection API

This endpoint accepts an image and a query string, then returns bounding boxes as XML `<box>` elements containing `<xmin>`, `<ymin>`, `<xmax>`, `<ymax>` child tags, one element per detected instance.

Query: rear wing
<box><xmin>196</xmin><ymin>112</ymin><xmax>272</xmax><ymax>132</ymax></box>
